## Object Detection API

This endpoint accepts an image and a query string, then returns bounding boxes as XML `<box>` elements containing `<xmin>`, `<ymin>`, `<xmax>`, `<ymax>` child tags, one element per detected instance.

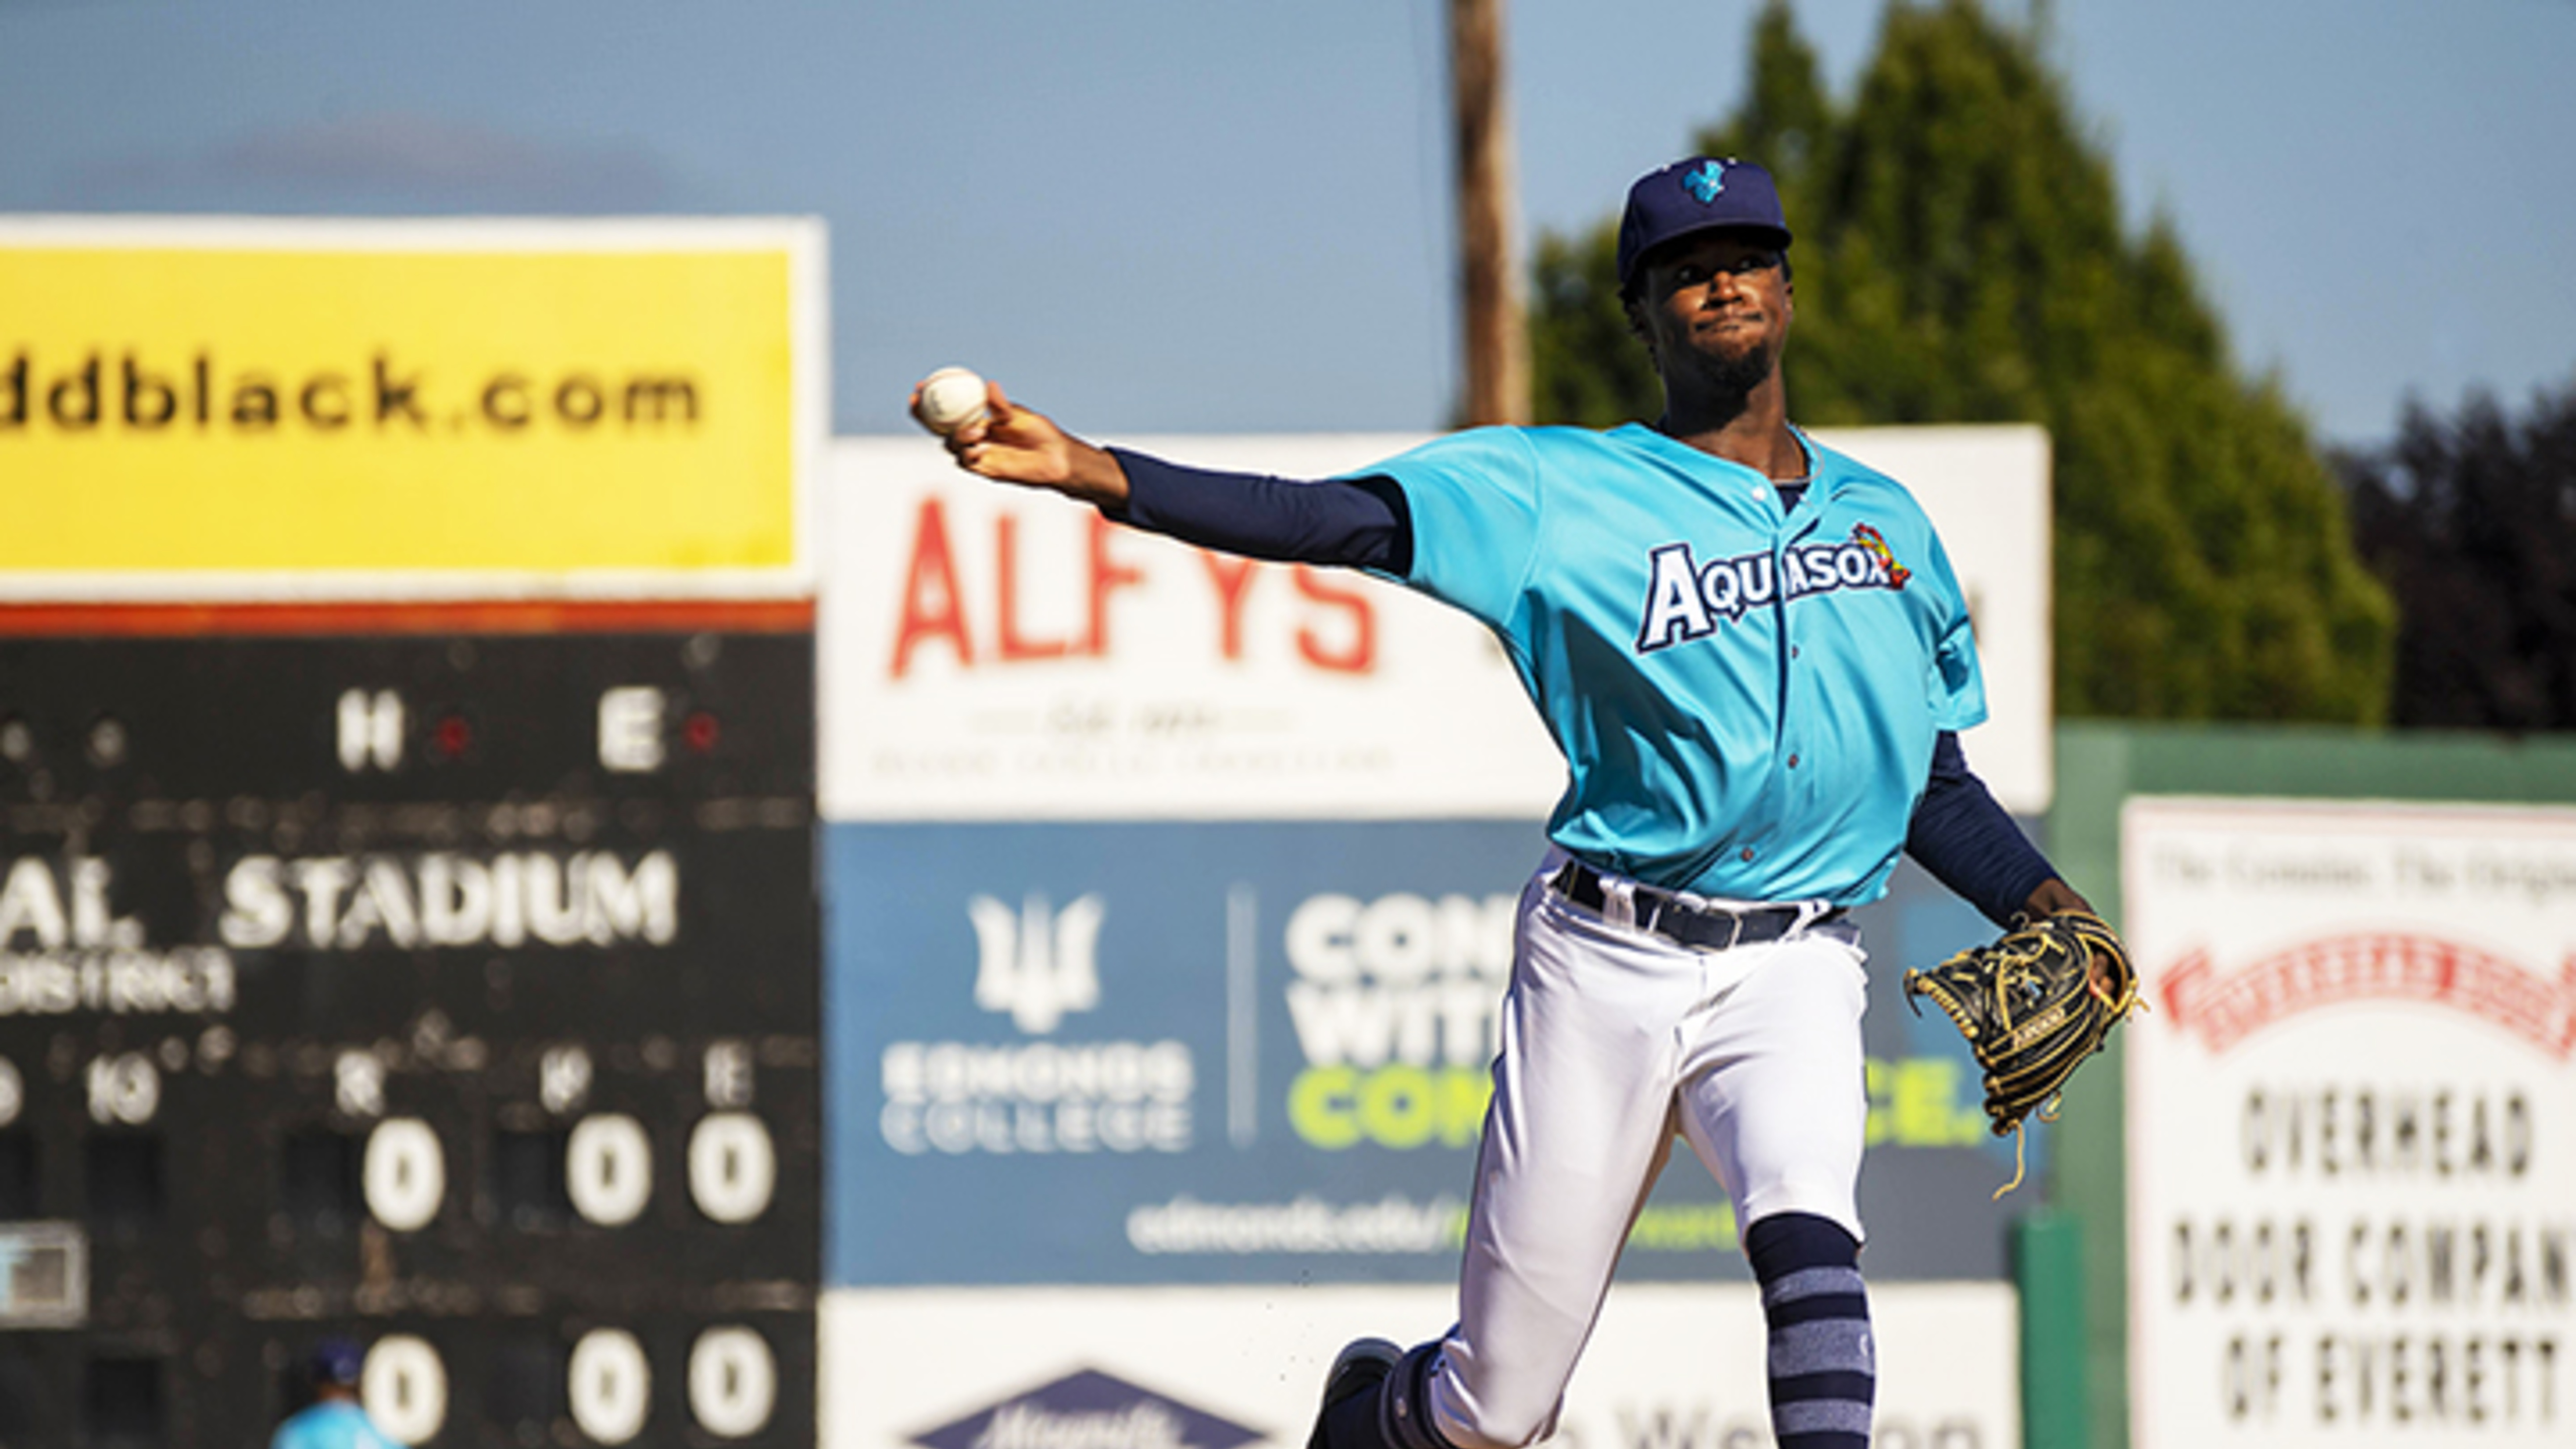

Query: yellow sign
<box><xmin>0</xmin><ymin>220</ymin><xmax>817</xmax><ymax>590</ymax></box>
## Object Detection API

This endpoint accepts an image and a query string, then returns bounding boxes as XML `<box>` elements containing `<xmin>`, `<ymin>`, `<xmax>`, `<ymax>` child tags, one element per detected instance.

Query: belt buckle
<box><xmin>1649</xmin><ymin>889</ymin><xmax>1744</xmax><ymax>952</ymax></box>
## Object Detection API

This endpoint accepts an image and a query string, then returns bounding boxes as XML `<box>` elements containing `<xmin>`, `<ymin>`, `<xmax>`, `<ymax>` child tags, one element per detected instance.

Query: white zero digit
<box><xmin>687</xmin><ymin>1113</ymin><xmax>776</xmax><ymax>1224</ymax></box>
<box><xmin>361</xmin><ymin>1335</ymin><xmax>449</xmax><ymax>1445</ymax></box>
<box><xmin>568</xmin><ymin>1327</ymin><xmax>652</xmax><ymax>1444</ymax></box>
<box><xmin>565</xmin><ymin>1113</ymin><xmax>653</xmax><ymax>1227</ymax></box>
<box><xmin>0</xmin><ymin>1057</ymin><xmax>20</xmax><ymax>1128</ymax></box>
<box><xmin>688</xmin><ymin>1326</ymin><xmax>778</xmax><ymax>1437</ymax></box>
<box><xmin>362</xmin><ymin>1118</ymin><xmax>446</xmax><ymax>1231</ymax></box>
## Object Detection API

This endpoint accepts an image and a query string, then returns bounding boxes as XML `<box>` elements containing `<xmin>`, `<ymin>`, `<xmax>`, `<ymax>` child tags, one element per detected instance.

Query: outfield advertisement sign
<box><xmin>2123</xmin><ymin>798</ymin><xmax>2576</xmax><ymax>1447</ymax></box>
<box><xmin>818</xmin><ymin>1282</ymin><xmax>2015</xmax><ymax>1449</ymax></box>
<box><xmin>824</xmin><ymin>820</ymin><xmax>2049</xmax><ymax>1288</ymax></box>
<box><xmin>822</xmin><ymin>425</ymin><xmax>2052</xmax><ymax>819</ymax></box>
<box><xmin>822</xmin><ymin>434</ymin><xmax>1560</xmax><ymax>823</ymax></box>
<box><xmin>0</xmin><ymin>217</ymin><xmax>823</xmax><ymax>597</ymax></box>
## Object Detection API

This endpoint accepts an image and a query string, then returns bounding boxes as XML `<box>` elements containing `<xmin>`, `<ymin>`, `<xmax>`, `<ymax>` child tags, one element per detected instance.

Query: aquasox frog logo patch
<box><xmin>1634</xmin><ymin>522</ymin><xmax>1912</xmax><ymax>653</ymax></box>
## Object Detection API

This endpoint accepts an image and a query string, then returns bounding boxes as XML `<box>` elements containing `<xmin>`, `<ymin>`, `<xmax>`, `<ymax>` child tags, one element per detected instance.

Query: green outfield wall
<box><xmin>2025</xmin><ymin>721</ymin><xmax>2576</xmax><ymax>1449</ymax></box>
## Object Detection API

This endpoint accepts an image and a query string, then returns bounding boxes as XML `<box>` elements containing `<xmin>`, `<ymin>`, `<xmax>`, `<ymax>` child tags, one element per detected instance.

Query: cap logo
<box><xmin>1684</xmin><ymin>160</ymin><xmax>1729</xmax><ymax>203</ymax></box>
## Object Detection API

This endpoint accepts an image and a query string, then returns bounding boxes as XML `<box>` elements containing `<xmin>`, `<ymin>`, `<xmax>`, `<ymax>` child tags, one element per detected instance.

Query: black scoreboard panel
<box><xmin>0</xmin><ymin>627</ymin><xmax>817</xmax><ymax>1447</ymax></box>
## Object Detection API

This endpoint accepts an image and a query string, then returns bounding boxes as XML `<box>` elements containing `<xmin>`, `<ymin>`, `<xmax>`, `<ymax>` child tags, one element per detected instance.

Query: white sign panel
<box><xmin>2124</xmin><ymin>798</ymin><xmax>2576</xmax><ymax>1448</ymax></box>
<box><xmin>820</xmin><ymin>1281</ymin><xmax>2016</xmax><ymax>1449</ymax></box>
<box><xmin>821</xmin><ymin>427</ymin><xmax>2049</xmax><ymax>821</ymax></box>
<box><xmin>822</xmin><ymin>434</ymin><xmax>1556</xmax><ymax>822</ymax></box>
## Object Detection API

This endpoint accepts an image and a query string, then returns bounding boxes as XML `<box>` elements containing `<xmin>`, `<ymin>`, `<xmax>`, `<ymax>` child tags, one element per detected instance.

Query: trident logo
<box><xmin>967</xmin><ymin>893</ymin><xmax>1107</xmax><ymax>1034</ymax></box>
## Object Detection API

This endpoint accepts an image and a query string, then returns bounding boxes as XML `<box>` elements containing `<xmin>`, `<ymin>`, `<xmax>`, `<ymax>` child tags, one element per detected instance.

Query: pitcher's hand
<box><xmin>909</xmin><ymin>376</ymin><xmax>1128</xmax><ymax>508</ymax></box>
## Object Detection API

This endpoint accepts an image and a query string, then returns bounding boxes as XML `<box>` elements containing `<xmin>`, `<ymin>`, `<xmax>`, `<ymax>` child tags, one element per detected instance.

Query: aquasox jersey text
<box><xmin>1634</xmin><ymin>523</ymin><xmax>1914</xmax><ymax>652</ymax></box>
<box><xmin>1361</xmin><ymin>423</ymin><xmax>1986</xmax><ymax>904</ymax></box>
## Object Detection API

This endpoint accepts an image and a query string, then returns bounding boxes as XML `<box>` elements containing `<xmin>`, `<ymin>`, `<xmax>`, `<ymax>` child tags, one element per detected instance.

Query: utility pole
<box><xmin>1449</xmin><ymin>0</ymin><xmax>1530</xmax><ymax>425</ymax></box>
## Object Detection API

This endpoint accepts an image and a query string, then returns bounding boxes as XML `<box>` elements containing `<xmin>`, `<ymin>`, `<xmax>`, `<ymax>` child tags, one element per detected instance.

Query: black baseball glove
<box><xmin>1901</xmin><ymin>909</ymin><xmax>2143</xmax><ymax>1193</ymax></box>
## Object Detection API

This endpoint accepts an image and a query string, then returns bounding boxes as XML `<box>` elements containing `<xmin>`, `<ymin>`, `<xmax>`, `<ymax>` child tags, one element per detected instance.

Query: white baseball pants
<box><xmin>1426</xmin><ymin>852</ymin><xmax>1871</xmax><ymax>1449</ymax></box>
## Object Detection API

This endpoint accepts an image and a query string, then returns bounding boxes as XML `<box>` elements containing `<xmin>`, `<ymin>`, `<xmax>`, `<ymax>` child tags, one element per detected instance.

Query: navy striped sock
<box><xmin>1744</xmin><ymin>1212</ymin><xmax>1874</xmax><ymax>1449</ymax></box>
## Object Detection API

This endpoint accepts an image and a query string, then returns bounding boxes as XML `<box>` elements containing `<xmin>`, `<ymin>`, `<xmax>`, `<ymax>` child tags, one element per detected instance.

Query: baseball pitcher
<box><xmin>916</xmin><ymin>157</ymin><xmax>2132</xmax><ymax>1449</ymax></box>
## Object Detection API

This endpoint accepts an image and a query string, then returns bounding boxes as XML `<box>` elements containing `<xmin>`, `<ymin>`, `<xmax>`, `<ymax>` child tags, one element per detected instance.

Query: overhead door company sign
<box><xmin>0</xmin><ymin>217</ymin><xmax>822</xmax><ymax>596</ymax></box>
<box><xmin>2123</xmin><ymin>798</ymin><xmax>2576</xmax><ymax>1448</ymax></box>
<box><xmin>822</xmin><ymin>425</ymin><xmax>2050</xmax><ymax>821</ymax></box>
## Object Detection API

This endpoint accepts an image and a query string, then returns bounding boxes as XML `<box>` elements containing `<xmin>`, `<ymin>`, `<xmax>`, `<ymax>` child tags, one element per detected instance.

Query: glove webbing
<box><xmin>1988</xmin><ymin>958</ymin><xmax>2147</xmax><ymax>1199</ymax></box>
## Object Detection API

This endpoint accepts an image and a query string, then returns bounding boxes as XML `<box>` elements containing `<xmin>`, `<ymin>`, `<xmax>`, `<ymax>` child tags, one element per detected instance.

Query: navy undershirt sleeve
<box><xmin>1906</xmin><ymin>731</ymin><xmax>2060</xmax><ymax>927</ymax></box>
<box><xmin>1105</xmin><ymin>446</ymin><xmax>1413</xmax><ymax>575</ymax></box>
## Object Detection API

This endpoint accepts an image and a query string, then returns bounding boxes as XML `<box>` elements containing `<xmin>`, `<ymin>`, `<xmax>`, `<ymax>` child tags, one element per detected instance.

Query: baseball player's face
<box><xmin>1629</xmin><ymin>231</ymin><xmax>1792</xmax><ymax>388</ymax></box>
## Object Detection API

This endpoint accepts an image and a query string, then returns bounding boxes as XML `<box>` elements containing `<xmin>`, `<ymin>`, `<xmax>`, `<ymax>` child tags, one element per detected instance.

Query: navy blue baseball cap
<box><xmin>307</xmin><ymin>1337</ymin><xmax>364</xmax><ymax>1387</ymax></box>
<box><xmin>1615</xmin><ymin>157</ymin><xmax>1792</xmax><ymax>294</ymax></box>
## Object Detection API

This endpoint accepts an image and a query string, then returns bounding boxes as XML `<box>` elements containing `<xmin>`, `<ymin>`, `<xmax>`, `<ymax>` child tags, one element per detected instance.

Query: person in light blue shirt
<box><xmin>1354</xmin><ymin>420</ymin><xmax>1985</xmax><ymax>905</ymax></box>
<box><xmin>919</xmin><ymin>156</ymin><xmax>2104</xmax><ymax>1449</ymax></box>
<box><xmin>271</xmin><ymin>1339</ymin><xmax>399</xmax><ymax>1449</ymax></box>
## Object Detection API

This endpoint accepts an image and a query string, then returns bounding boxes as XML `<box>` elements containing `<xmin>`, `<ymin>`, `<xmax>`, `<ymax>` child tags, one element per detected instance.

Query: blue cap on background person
<box><xmin>307</xmin><ymin>1337</ymin><xmax>364</xmax><ymax>1388</ymax></box>
<box><xmin>1615</xmin><ymin>158</ymin><xmax>1793</xmax><ymax>294</ymax></box>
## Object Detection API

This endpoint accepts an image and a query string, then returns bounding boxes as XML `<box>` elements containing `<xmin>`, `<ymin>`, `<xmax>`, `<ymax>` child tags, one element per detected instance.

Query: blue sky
<box><xmin>2</xmin><ymin>0</ymin><xmax>2569</xmax><ymax>446</ymax></box>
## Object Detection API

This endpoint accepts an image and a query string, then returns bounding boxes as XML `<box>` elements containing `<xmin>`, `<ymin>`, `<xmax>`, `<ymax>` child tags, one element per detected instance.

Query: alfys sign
<box><xmin>0</xmin><ymin>218</ymin><xmax>821</xmax><ymax>595</ymax></box>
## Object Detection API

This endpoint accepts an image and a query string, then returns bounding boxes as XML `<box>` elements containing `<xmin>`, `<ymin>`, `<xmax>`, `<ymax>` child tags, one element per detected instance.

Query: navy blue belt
<box><xmin>1549</xmin><ymin>859</ymin><xmax>1838</xmax><ymax>952</ymax></box>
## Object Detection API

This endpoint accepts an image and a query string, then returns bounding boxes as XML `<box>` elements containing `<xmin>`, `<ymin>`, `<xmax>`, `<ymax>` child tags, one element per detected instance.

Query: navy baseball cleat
<box><xmin>1307</xmin><ymin>1337</ymin><xmax>1403</xmax><ymax>1449</ymax></box>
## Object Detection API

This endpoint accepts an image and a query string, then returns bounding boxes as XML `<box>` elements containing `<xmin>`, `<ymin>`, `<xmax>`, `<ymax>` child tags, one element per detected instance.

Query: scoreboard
<box><xmin>0</xmin><ymin>620</ymin><xmax>819</xmax><ymax>1446</ymax></box>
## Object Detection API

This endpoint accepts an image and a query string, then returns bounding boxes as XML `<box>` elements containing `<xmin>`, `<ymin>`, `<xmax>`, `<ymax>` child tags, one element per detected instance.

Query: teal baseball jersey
<box><xmin>271</xmin><ymin>1402</ymin><xmax>401</xmax><ymax>1449</ymax></box>
<box><xmin>1361</xmin><ymin>423</ymin><xmax>1985</xmax><ymax>905</ymax></box>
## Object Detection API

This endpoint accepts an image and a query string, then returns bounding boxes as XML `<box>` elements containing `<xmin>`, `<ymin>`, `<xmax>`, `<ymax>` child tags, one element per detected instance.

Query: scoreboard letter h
<box><xmin>337</xmin><ymin>688</ymin><xmax>404</xmax><ymax>772</ymax></box>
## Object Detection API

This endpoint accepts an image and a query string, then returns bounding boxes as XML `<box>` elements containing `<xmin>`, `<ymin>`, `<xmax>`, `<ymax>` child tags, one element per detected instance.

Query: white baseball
<box><xmin>916</xmin><ymin>366</ymin><xmax>990</xmax><ymax>435</ymax></box>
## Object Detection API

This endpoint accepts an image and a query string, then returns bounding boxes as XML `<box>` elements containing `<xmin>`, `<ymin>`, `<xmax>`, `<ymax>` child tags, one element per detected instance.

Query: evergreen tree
<box><xmin>1531</xmin><ymin>0</ymin><xmax>2394</xmax><ymax>723</ymax></box>
<box><xmin>2341</xmin><ymin>381</ymin><xmax>2576</xmax><ymax>728</ymax></box>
